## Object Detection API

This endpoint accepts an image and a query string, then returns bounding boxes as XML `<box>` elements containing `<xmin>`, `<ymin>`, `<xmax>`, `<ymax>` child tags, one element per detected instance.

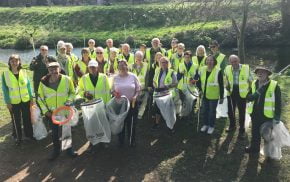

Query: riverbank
<box><xmin>0</xmin><ymin>1</ymin><xmax>286</xmax><ymax>49</ymax></box>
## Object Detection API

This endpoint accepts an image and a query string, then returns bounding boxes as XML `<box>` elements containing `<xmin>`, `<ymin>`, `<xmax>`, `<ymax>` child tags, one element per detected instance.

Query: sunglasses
<box><xmin>96</xmin><ymin>52</ymin><xmax>103</xmax><ymax>54</ymax></box>
<box><xmin>41</xmin><ymin>49</ymin><xmax>48</xmax><ymax>51</ymax></box>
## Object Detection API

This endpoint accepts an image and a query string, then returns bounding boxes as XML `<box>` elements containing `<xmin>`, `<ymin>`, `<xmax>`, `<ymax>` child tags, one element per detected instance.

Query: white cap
<box><xmin>47</xmin><ymin>62</ymin><xmax>60</xmax><ymax>68</ymax></box>
<box><xmin>88</xmin><ymin>60</ymin><xmax>98</xmax><ymax>67</ymax></box>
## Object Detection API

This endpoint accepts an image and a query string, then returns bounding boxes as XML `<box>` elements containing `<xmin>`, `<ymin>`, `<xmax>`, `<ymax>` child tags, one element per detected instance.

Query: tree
<box><xmin>281</xmin><ymin>0</ymin><xmax>290</xmax><ymax>39</ymax></box>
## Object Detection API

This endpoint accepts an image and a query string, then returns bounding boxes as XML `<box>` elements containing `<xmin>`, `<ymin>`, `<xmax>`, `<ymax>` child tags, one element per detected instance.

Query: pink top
<box><xmin>112</xmin><ymin>72</ymin><xmax>140</xmax><ymax>101</ymax></box>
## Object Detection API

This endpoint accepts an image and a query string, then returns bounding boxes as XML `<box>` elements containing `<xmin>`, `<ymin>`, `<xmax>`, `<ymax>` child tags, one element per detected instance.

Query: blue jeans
<box><xmin>202</xmin><ymin>98</ymin><xmax>218</xmax><ymax>127</ymax></box>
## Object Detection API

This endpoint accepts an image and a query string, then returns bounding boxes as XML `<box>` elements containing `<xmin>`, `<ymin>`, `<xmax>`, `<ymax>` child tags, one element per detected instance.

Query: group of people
<box><xmin>1</xmin><ymin>37</ymin><xmax>281</xmax><ymax>161</ymax></box>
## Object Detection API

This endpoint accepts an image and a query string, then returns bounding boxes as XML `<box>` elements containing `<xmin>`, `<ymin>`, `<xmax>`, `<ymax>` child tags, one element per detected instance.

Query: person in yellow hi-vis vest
<box><xmin>107</xmin><ymin>47</ymin><xmax>119</xmax><ymax>75</ymax></box>
<box><xmin>118</xmin><ymin>44</ymin><xmax>135</xmax><ymax>65</ymax></box>
<box><xmin>245</xmin><ymin>66</ymin><xmax>281</xmax><ymax>154</ymax></box>
<box><xmin>192</xmin><ymin>45</ymin><xmax>207</xmax><ymax>68</ymax></box>
<box><xmin>224</xmin><ymin>55</ymin><xmax>253</xmax><ymax>137</ymax></box>
<box><xmin>152</xmin><ymin>57</ymin><xmax>177</xmax><ymax>133</ymax></box>
<box><xmin>209</xmin><ymin>40</ymin><xmax>227</xmax><ymax>71</ymax></box>
<box><xmin>76</xmin><ymin>60</ymin><xmax>111</xmax><ymax>152</ymax></box>
<box><xmin>38</xmin><ymin>62</ymin><xmax>77</xmax><ymax>161</ymax></box>
<box><xmin>65</xmin><ymin>42</ymin><xmax>79</xmax><ymax>85</ymax></box>
<box><xmin>88</xmin><ymin>39</ymin><xmax>97</xmax><ymax>59</ymax></box>
<box><xmin>104</xmin><ymin>39</ymin><xmax>116</xmax><ymax>60</ymax></box>
<box><xmin>2</xmin><ymin>54</ymin><xmax>34</xmax><ymax>145</ymax></box>
<box><xmin>145</xmin><ymin>38</ymin><xmax>166</xmax><ymax>72</ymax></box>
<box><xmin>56</xmin><ymin>44</ymin><xmax>74</xmax><ymax>81</ymax></box>
<box><xmin>130</xmin><ymin>51</ymin><xmax>149</xmax><ymax>119</ymax></box>
<box><xmin>95</xmin><ymin>47</ymin><xmax>109</xmax><ymax>74</ymax></box>
<box><xmin>170</xmin><ymin>43</ymin><xmax>185</xmax><ymax>73</ymax></box>
<box><xmin>74</xmin><ymin>48</ymin><xmax>91</xmax><ymax>80</ymax></box>
<box><xmin>196</xmin><ymin>55</ymin><xmax>224</xmax><ymax>134</ymax></box>
<box><xmin>166</xmin><ymin>38</ymin><xmax>178</xmax><ymax>60</ymax></box>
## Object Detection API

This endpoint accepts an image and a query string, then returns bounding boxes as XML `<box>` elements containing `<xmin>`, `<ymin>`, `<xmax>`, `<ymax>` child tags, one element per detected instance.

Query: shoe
<box><xmin>48</xmin><ymin>152</ymin><xmax>60</xmax><ymax>161</ymax></box>
<box><xmin>67</xmin><ymin>148</ymin><xmax>78</xmax><ymax>158</ymax></box>
<box><xmin>137</xmin><ymin>114</ymin><xmax>142</xmax><ymax>120</ymax></box>
<box><xmin>226</xmin><ymin>126</ymin><xmax>236</xmax><ymax>132</ymax></box>
<box><xmin>207</xmin><ymin>127</ymin><xmax>214</xmax><ymax>134</ymax></box>
<box><xmin>245</xmin><ymin>146</ymin><xmax>259</xmax><ymax>154</ymax></box>
<box><xmin>151</xmin><ymin>123</ymin><xmax>160</xmax><ymax>131</ymax></box>
<box><xmin>200</xmin><ymin>125</ymin><xmax>208</xmax><ymax>132</ymax></box>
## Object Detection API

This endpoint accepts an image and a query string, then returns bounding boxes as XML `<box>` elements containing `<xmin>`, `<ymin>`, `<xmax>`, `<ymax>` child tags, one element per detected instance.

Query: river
<box><xmin>0</xmin><ymin>47</ymin><xmax>289</xmax><ymax>72</ymax></box>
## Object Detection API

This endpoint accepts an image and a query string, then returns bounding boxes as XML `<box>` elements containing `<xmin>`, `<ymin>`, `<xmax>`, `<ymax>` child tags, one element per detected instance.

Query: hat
<box><xmin>254</xmin><ymin>60</ymin><xmax>272</xmax><ymax>75</ymax></box>
<box><xmin>209</xmin><ymin>40</ymin><xmax>219</xmax><ymax>48</ymax></box>
<box><xmin>47</xmin><ymin>62</ymin><xmax>60</xmax><ymax>68</ymax></box>
<box><xmin>88</xmin><ymin>60</ymin><xmax>98</xmax><ymax>67</ymax></box>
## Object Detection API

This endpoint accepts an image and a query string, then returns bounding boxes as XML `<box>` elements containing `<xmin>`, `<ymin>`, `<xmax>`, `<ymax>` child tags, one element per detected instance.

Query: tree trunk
<box><xmin>281</xmin><ymin>0</ymin><xmax>290</xmax><ymax>39</ymax></box>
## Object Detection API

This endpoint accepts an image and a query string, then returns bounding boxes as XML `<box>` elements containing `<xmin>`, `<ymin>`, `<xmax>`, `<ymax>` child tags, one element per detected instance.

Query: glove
<box><xmin>84</xmin><ymin>91</ymin><xmax>94</xmax><ymax>100</ymax></box>
<box><xmin>219</xmin><ymin>99</ymin><xmax>224</xmax><ymax>104</ymax></box>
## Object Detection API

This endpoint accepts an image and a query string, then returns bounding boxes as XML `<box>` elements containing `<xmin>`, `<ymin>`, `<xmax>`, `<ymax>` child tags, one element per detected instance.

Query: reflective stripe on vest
<box><xmin>216</xmin><ymin>53</ymin><xmax>225</xmax><ymax>68</ymax></box>
<box><xmin>4</xmin><ymin>69</ymin><xmax>30</xmax><ymax>104</ymax></box>
<box><xmin>177</xmin><ymin>62</ymin><xmax>197</xmax><ymax>90</ymax></box>
<box><xmin>82</xmin><ymin>73</ymin><xmax>109</xmax><ymax>103</ymax></box>
<box><xmin>131</xmin><ymin>63</ymin><xmax>148</xmax><ymax>89</ymax></box>
<box><xmin>200</xmin><ymin>66</ymin><xmax>220</xmax><ymax>100</ymax></box>
<box><xmin>40</xmin><ymin>75</ymin><xmax>70</xmax><ymax>111</ymax></box>
<box><xmin>224</xmin><ymin>64</ymin><xmax>250</xmax><ymax>98</ymax></box>
<box><xmin>247</xmin><ymin>80</ymin><xmax>277</xmax><ymax>118</ymax></box>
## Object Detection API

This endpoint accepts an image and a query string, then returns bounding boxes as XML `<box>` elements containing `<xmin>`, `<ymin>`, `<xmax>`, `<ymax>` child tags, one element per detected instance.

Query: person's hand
<box><xmin>219</xmin><ymin>99</ymin><xmax>224</xmax><ymax>104</ymax></box>
<box><xmin>84</xmin><ymin>91</ymin><xmax>94</xmax><ymax>100</ymax></box>
<box><xmin>113</xmin><ymin>91</ymin><xmax>121</xmax><ymax>99</ymax></box>
<box><xmin>132</xmin><ymin>97</ymin><xmax>137</xmax><ymax>108</ymax></box>
<box><xmin>6</xmin><ymin>104</ymin><xmax>12</xmax><ymax>112</ymax></box>
<box><xmin>45</xmin><ymin>111</ymin><xmax>52</xmax><ymax>118</ymax></box>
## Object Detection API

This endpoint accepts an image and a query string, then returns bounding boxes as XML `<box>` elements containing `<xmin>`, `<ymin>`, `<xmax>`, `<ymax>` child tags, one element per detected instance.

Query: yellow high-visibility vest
<box><xmin>247</xmin><ymin>80</ymin><xmax>277</xmax><ymax>118</ymax></box>
<box><xmin>170</xmin><ymin>53</ymin><xmax>184</xmax><ymax>72</ymax></box>
<box><xmin>177</xmin><ymin>62</ymin><xmax>198</xmax><ymax>91</ymax></box>
<box><xmin>3</xmin><ymin>69</ymin><xmax>30</xmax><ymax>104</ymax></box>
<box><xmin>130</xmin><ymin>62</ymin><xmax>148</xmax><ymax>89</ymax></box>
<box><xmin>192</xmin><ymin>56</ymin><xmax>206</xmax><ymax>68</ymax></box>
<box><xmin>224</xmin><ymin>64</ymin><xmax>250</xmax><ymax>98</ymax></box>
<box><xmin>200</xmin><ymin>66</ymin><xmax>220</xmax><ymax>100</ymax></box>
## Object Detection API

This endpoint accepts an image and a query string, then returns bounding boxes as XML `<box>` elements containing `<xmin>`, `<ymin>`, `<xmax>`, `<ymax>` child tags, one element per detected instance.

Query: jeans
<box><xmin>202</xmin><ymin>98</ymin><xmax>218</xmax><ymax>127</ymax></box>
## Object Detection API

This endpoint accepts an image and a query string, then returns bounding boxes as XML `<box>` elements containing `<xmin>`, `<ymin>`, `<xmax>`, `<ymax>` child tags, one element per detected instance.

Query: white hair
<box><xmin>135</xmin><ymin>51</ymin><xmax>144</xmax><ymax>58</ymax></box>
<box><xmin>110</xmin><ymin>47</ymin><xmax>118</xmax><ymax>53</ymax></box>
<box><xmin>177</xmin><ymin>43</ymin><xmax>185</xmax><ymax>49</ymax></box>
<box><xmin>95</xmin><ymin>46</ymin><xmax>104</xmax><ymax>52</ymax></box>
<box><xmin>122</xmin><ymin>43</ymin><xmax>130</xmax><ymax>49</ymax></box>
<box><xmin>40</xmin><ymin>45</ymin><xmax>48</xmax><ymax>50</ymax></box>
<box><xmin>229</xmin><ymin>54</ymin><xmax>240</xmax><ymax>62</ymax></box>
<box><xmin>196</xmin><ymin>45</ymin><xmax>207</xmax><ymax>56</ymax></box>
<box><xmin>65</xmin><ymin>42</ymin><xmax>73</xmax><ymax>49</ymax></box>
<box><xmin>57</xmin><ymin>40</ymin><xmax>65</xmax><ymax>49</ymax></box>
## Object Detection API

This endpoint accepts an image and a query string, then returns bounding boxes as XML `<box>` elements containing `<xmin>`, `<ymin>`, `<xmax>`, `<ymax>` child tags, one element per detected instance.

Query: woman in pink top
<box><xmin>112</xmin><ymin>60</ymin><xmax>140</xmax><ymax>147</ymax></box>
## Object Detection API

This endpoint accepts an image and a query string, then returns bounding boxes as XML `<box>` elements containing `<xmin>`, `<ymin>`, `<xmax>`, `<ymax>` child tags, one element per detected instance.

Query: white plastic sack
<box><xmin>260</xmin><ymin>121</ymin><xmax>290</xmax><ymax>160</ymax></box>
<box><xmin>32</xmin><ymin>119</ymin><xmax>48</xmax><ymax>140</ymax></box>
<box><xmin>106</xmin><ymin>96</ymin><xmax>130</xmax><ymax>135</ymax></box>
<box><xmin>70</xmin><ymin>107</ymin><xmax>79</xmax><ymax>127</ymax></box>
<box><xmin>154</xmin><ymin>93</ymin><xmax>176</xmax><ymax>129</ymax></box>
<box><xmin>61</xmin><ymin>123</ymin><xmax>72</xmax><ymax>150</ymax></box>
<box><xmin>81</xmin><ymin>99</ymin><xmax>111</xmax><ymax>145</ymax></box>
<box><xmin>31</xmin><ymin>104</ymin><xmax>41</xmax><ymax>124</ymax></box>
<box><xmin>245</xmin><ymin>113</ymin><xmax>251</xmax><ymax>131</ymax></box>
<box><xmin>216</xmin><ymin>96</ymin><xmax>228</xmax><ymax>118</ymax></box>
<box><xmin>181</xmin><ymin>88</ymin><xmax>197</xmax><ymax>117</ymax></box>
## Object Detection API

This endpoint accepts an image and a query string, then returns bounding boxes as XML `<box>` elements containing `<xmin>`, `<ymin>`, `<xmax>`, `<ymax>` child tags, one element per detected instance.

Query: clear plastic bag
<box><xmin>154</xmin><ymin>93</ymin><xmax>176</xmax><ymax>129</ymax></box>
<box><xmin>260</xmin><ymin>121</ymin><xmax>290</xmax><ymax>160</ymax></box>
<box><xmin>81</xmin><ymin>99</ymin><xmax>111</xmax><ymax>145</ymax></box>
<box><xmin>106</xmin><ymin>96</ymin><xmax>130</xmax><ymax>135</ymax></box>
<box><xmin>61</xmin><ymin>123</ymin><xmax>72</xmax><ymax>150</ymax></box>
<box><xmin>180</xmin><ymin>88</ymin><xmax>197</xmax><ymax>117</ymax></box>
<box><xmin>69</xmin><ymin>107</ymin><xmax>79</xmax><ymax>127</ymax></box>
<box><xmin>216</xmin><ymin>92</ymin><xmax>228</xmax><ymax>118</ymax></box>
<box><xmin>32</xmin><ymin>118</ymin><xmax>48</xmax><ymax>140</ymax></box>
<box><xmin>31</xmin><ymin>103</ymin><xmax>41</xmax><ymax>124</ymax></box>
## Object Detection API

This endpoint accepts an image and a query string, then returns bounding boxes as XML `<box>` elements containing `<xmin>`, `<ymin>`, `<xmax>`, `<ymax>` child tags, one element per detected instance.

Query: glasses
<box><xmin>96</xmin><ymin>52</ymin><xmax>103</xmax><ymax>54</ymax></box>
<box><xmin>41</xmin><ymin>49</ymin><xmax>48</xmax><ymax>51</ymax></box>
<box><xmin>89</xmin><ymin>42</ymin><xmax>94</xmax><ymax>44</ymax></box>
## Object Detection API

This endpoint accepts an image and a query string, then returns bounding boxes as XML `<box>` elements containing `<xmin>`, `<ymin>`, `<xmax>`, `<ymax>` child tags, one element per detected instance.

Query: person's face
<box><xmin>106</xmin><ymin>40</ymin><xmax>113</xmax><ymax>48</ymax></box>
<box><xmin>160</xmin><ymin>58</ymin><xmax>168</xmax><ymax>70</ymax></box>
<box><xmin>96</xmin><ymin>48</ymin><xmax>104</xmax><ymax>59</ymax></box>
<box><xmin>135</xmin><ymin>54</ymin><xmax>142</xmax><ymax>64</ymax></box>
<box><xmin>197</xmin><ymin>48</ymin><xmax>205</xmax><ymax>56</ymax></box>
<box><xmin>110</xmin><ymin>51</ymin><xmax>117</xmax><ymax>60</ymax></box>
<box><xmin>59</xmin><ymin>47</ymin><xmax>66</xmax><ymax>54</ymax></box>
<box><xmin>177</xmin><ymin>46</ymin><xmax>184</xmax><ymax>54</ymax></box>
<box><xmin>140</xmin><ymin>46</ymin><xmax>146</xmax><ymax>52</ymax></box>
<box><xmin>88</xmin><ymin>41</ymin><xmax>95</xmax><ymax>48</ymax></box>
<box><xmin>156</xmin><ymin>54</ymin><xmax>162</xmax><ymax>62</ymax></box>
<box><xmin>122</xmin><ymin>46</ymin><xmax>129</xmax><ymax>54</ymax></box>
<box><xmin>230</xmin><ymin>57</ymin><xmax>240</xmax><ymax>69</ymax></box>
<box><xmin>82</xmin><ymin>51</ymin><xmax>89</xmax><ymax>59</ymax></box>
<box><xmin>184</xmin><ymin>54</ymin><xmax>191</xmax><ymax>62</ymax></box>
<box><xmin>88</xmin><ymin>66</ymin><xmax>98</xmax><ymax>75</ymax></box>
<box><xmin>210</xmin><ymin>45</ymin><xmax>219</xmax><ymax>54</ymax></box>
<box><xmin>257</xmin><ymin>70</ymin><xmax>269</xmax><ymax>82</ymax></box>
<box><xmin>118</xmin><ymin>61</ymin><xmax>128</xmax><ymax>72</ymax></box>
<box><xmin>152</xmin><ymin>40</ymin><xmax>159</xmax><ymax>48</ymax></box>
<box><xmin>66</xmin><ymin>46</ymin><xmax>72</xmax><ymax>54</ymax></box>
<box><xmin>206</xmin><ymin>57</ymin><xmax>215</xmax><ymax>68</ymax></box>
<box><xmin>40</xmin><ymin>48</ymin><xmax>48</xmax><ymax>56</ymax></box>
<box><xmin>171</xmin><ymin>41</ymin><xmax>178</xmax><ymax>49</ymax></box>
<box><xmin>10</xmin><ymin>58</ymin><xmax>20</xmax><ymax>69</ymax></box>
<box><xmin>48</xmin><ymin>66</ymin><xmax>60</xmax><ymax>76</ymax></box>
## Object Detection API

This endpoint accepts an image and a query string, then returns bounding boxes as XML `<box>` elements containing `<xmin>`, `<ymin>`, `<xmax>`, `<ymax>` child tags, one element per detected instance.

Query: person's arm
<box><xmin>37</xmin><ymin>82</ymin><xmax>49</xmax><ymax>115</ymax></box>
<box><xmin>29</xmin><ymin>57</ymin><xmax>38</xmax><ymax>71</ymax></box>
<box><xmin>27</xmin><ymin>78</ymin><xmax>33</xmax><ymax>100</ymax></box>
<box><xmin>104</xmin><ymin>75</ymin><xmax>111</xmax><ymax>103</ymax></box>
<box><xmin>133</xmin><ymin>75</ymin><xmax>141</xmax><ymax>99</ymax></box>
<box><xmin>76</xmin><ymin>76</ymin><xmax>85</xmax><ymax>99</ymax></box>
<box><xmin>274</xmin><ymin>85</ymin><xmax>281</xmax><ymax>121</ymax></box>
<box><xmin>1</xmin><ymin>73</ymin><xmax>11</xmax><ymax>104</ymax></box>
<box><xmin>168</xmin><ymin>72</ymin><xmax>178</xmax><ymax>88</ymax></box>
<box><xmin>218</xmin><ymin>71</ymin><xmax>224</xmax><ymax>99</ymax></box>
<box><xmin>67</xmin><ymin>77</ymin><xmax>75</xmax><ymax>102</ymax></box>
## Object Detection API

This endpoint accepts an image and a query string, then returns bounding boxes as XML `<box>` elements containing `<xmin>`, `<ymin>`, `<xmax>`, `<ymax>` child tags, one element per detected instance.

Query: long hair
<box><xmin>8</xmin><ymin>54</ymin><xmax>22</xmax><ymax>71</ymax></box>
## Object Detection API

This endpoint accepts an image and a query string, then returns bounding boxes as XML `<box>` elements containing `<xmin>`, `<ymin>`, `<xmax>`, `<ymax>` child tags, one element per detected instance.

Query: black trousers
<box><xmin>47</xmin><ymin>117</ymin><xmax>61</xmax><ymax>153</ymax></box>
<box><xmin>11</xmin><ymin>101</ymin><xmax>33</xmax><ymax>140</ymax></box>
<box><xmin>227</xmin><ymin>86</ymin><xmax>247</xmax><ymax>132</ymax></box>
<box><xmin>118</xmin><ymin>105</ymin><xmax>137</xmax><ymax>145</ymax></box>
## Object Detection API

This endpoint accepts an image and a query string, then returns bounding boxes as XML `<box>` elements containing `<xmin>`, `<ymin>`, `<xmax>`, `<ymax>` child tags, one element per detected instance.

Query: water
<box><xmin>0</xmin><ymin>47</ymin><xmax>289</xmax><ymax>72</ymax></box>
